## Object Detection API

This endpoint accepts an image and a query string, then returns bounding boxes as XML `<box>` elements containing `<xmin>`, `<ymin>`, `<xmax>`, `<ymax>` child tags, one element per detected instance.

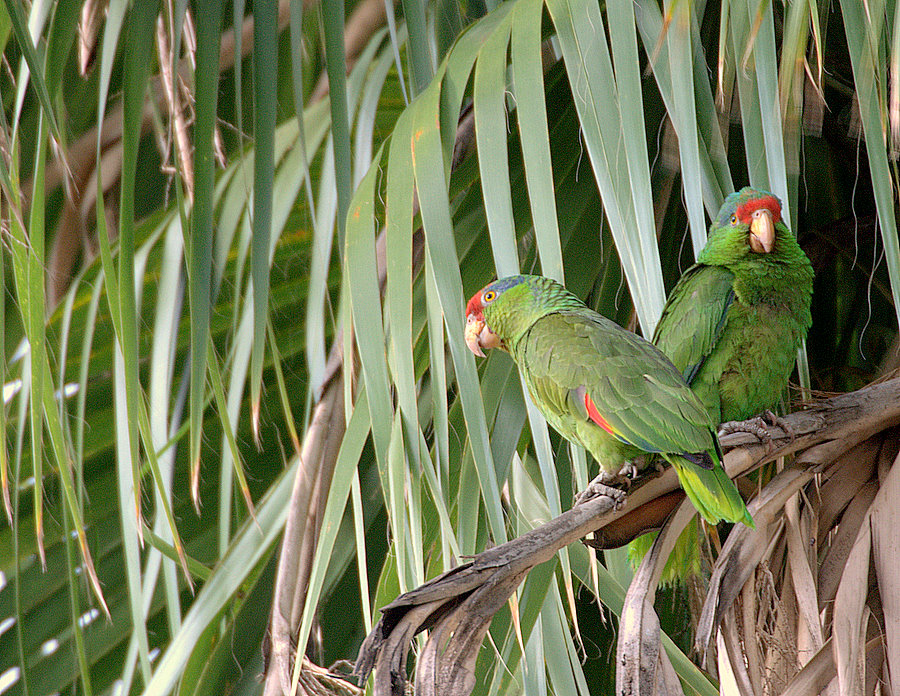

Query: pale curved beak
<box><xmin>749</xmin><ymin>209</ymin><xmax>775</xmax><ymax>253</ymax></box>
<box><xmin>465</xmin><ymin>314</ymin><xmax>501</xmax><ymax>357</ymax></box>
<box><xmin>465</xmin><ymin>315</ymin><xmax>486</xmax><ymax>357</ymax></box>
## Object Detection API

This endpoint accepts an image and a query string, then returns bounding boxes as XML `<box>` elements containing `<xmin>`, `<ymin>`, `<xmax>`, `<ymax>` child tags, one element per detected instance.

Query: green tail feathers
<box><xmin>628</xmin><ymin>459</ymin><xmax>753</xmax><ymax>585</ymax></box>
<box><xmin>670</xmin><ymin>456</ymin><xmax>754</xmax><ymax>527</ymax></box>
<box><xmin>627</xmin><ymin>520</ymin><xmax>702</xmax><ymax>587</ymax></box>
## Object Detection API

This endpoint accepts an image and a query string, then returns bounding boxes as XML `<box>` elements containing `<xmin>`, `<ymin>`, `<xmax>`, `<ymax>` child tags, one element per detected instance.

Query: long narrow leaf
<box><xmin>250</xmin><ymin>0</ymin><xmax>278</xmax><ymax>436</ymax></box>
<box><xmin>189</xmin><ymin>0</ymin><xmax>224</xmax><ymax>501</ymax></box>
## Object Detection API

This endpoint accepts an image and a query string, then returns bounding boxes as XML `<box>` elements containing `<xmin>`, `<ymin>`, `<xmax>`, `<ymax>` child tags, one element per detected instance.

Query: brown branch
<box><xmin>353</xmin><ymin>377</ymin><xmax>900</xmax><ymax>696</ymax></box>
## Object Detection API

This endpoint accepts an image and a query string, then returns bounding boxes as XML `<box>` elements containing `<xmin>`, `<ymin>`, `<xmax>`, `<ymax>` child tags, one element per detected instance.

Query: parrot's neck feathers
<box><xmin>738</xmin><ymin>244</ymin><xmax>811</xmax><ymax>305</ymax></box>
<box><xmin>484</xmin><ymin>276</ymin><xmax>587</xmax><ymax>346</ymax></box>
<box><xmin>699</xmin><ymin>224</ymin><xmax>813</xmax><ymax>305</ymax></box>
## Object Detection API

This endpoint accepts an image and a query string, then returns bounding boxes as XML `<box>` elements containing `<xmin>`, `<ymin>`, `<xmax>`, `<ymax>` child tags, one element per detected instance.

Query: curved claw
<box><xmin>617</xmin><ymin>461</ymin><xmax>640</xmax><ymax>479</ymax></box>
<box><xmin>718</xmin><ymin>410</ymin><xmax>794</xmax><ymax>451</ymax></box>
<box><xmin>761</xmin><ymin>409</ymin><xmax>796</xmax><ymax>441</ymax></box>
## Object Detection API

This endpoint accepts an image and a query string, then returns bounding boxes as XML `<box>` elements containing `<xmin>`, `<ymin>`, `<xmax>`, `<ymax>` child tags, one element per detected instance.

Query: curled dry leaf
<box><xmin>817</xmin><ymin>481</ymin><xmax>878</xmax><ymax>605</ymax></box>
<box><xmin>869</xmin><ymin>449</ymin><xmax>900</xmax><ymax>696</ymax></box>
<box><xmin>815</xmin><ymin>438</ymin><xmax>880</xmax><ymax>538</ymax></box>
<box><xmin>784</xmin><ymin>495</ymin><xmax>825</xmax><ymax>656</ymax></box>
<box><xmin>780</xmin><ymin>636</ymin><xmax>883</xmax><ymax>696</ymax></box>
<box><xmin>832</xmin><ymin>493</ymin><xmax>872</xmax><ymax>695</ymax></box>
<box><xmin>696</xmin><ymin>467</ymin><xmax>814</xmax><ymax>661</ymax></box>
<box><xmin>615</xmin><ymin>499</ymin><xmax>695</xmax><ymax>696</ymax></box>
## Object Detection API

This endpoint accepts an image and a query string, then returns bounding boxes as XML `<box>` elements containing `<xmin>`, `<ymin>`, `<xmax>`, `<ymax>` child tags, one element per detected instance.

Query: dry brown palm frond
<box><xmin>703</xmin><ymin>429</ymin><xmax>900</xmax><ymax>696</ymax></box>
<box><xmin>616</xmin><ymin>499</ymin><xmax>695</xmax><ymax>696</ymax></box>
<box><xmin>354</xmin><ymin>378</ymin><xmax>900</xmax><ymax>696</ymax></box>
<box><xmin>78</xmin><ymin>0</ymin><xmax>107</xmax><ymax>76</ymax></box>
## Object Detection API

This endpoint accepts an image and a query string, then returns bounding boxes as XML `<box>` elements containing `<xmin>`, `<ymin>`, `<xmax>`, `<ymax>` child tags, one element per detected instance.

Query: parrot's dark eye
<box><xmin>730</xmin><ymin>214</ymin><xmax>737</xmax><ymax>225</ymax></box>
<box><xmin>483</xmin><ymin>290</ymin><xmax>497</xmax><ymax>303</ymax></box>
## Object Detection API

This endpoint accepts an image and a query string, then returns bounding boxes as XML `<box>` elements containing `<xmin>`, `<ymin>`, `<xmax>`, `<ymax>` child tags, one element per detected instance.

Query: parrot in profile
<box><xmin>464</xmin><ymin>274</ymin><xmax>754</xmax><ymax>527</ymax></box>
<box><xmin>628</xmin><ymin>187</ymin><xmax>814</xmax><ymax>583</ymax></box>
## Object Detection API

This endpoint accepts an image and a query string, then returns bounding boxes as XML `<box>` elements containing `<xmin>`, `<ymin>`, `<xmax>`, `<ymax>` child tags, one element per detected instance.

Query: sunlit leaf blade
<box><xmin>411</xmin><ymin>85</ymin><xmax>508</xmax><ymax>544</ymax></box>
<box><xmin>750</xmin><ymin>1</ymin><xmax>790</xmax><ymax>218</ymax></box>
<box><xmin>634</xmin><ymin>0</ymin><xmax>732</xmax><ymax>209</ymax></box>
<box><xmin>664</xmin><ymin>0</ymin><xmax>706</xmax><ymax>257</ymax></box>
<box><xmin>346</xmin><ymin>151</ymin><xmax>394</xmax><ymax>475</ymax></box>
<box><xmin>384</xmin><ymin>121</ymin><xmax>419</xmax><ymax>479</ymax></box>
<box><xmin>147</xmin><ymin>219</ymin><xmax>188</xmax><ymax>633</ymax></box>
<box><xmin>401</xmin><ymin>0</ymin><xmax>433</xmax><ymax>93</ymax></box>
<box><xmin>321</xmin><ymin>0</ymin><xmax>353</xmax><ymax>248</ymax></box>
<box><xmin>839</xmin><ymin>0</ymin><xmax>900</xmax><ymax>328</ymax></box>
<box><xmin>511</xmin><ymin>0</ymin><xmax>564</xmax><ymax>281</ymax></box>
<box><xmin>27</xmin><ymin>114</ymin><xmax>47</xmax><ymax>568</ymax></box>
<box><xmin>607</xmin><ymin>0</ymin><xmax>665</xmax><ymax>262</ymax></box>
<box><xmin>114</xmin><ymin>337</ymin><xmax>153</xmax><ymax>677</ymax></box>
<box><xmin>545</xmin><ymin>0</ymin><xmax>665</xmax><ymax>332</ymax></box>
<box><xmin>474</xmin><ymin>16</ymin><xmax>517</xmax><ymax>275</ymax></box>
<box><xmin>728</xmin><ymin>0</ymin><xmax>769</xmax><ymax>190</ymax></box>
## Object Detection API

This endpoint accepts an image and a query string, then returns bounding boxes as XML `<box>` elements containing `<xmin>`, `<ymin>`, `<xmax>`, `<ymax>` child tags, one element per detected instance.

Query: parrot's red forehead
<box><xmin>466</xmin><ymin>293</ymin><xmax>483</xmax><ymax>317</ymax></box>
<box><xmin>735</xmin><ymin>195</ymin><xmax>781</xmax><ymax>225</ymax></box>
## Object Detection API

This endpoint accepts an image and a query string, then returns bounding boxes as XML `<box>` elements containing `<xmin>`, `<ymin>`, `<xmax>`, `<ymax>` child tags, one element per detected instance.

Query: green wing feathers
<box><xmin>520</xmin><ymin>311</ymin><xmax>752</xmax><ymax>527</ymax></box>
<box><xmin>520</xmin><ymin>312</ymin><xmax>718</xmax><ymax>458</ymax></box>
<box><xmin>652</xmin><ymin>266</ymin><xmax>735</xmax><ymax>390</ymax></box>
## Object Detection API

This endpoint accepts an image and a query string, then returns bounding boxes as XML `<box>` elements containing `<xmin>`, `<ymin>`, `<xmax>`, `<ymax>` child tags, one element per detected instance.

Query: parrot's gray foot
<box><xmin>575</xmin><ymin>476</ymin><xmax>627</xmax><ymax>508</ymax></box>
<box><xmin>595</xmin><ymin>469</ymin><xmax>623</xmax><ymax>486</ymax></box>
<box><xmin>760</xmin><ymin>409</ymin><xmax>796</xmax><ymax>441</ymax></box>
<box><xmin>718</xmin><ymin>410</ymin><xmax>794</xmax><ymax>446</ymax></box>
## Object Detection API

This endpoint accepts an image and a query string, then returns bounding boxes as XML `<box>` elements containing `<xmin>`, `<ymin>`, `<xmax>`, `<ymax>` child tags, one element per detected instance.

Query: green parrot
<box><xmin>628</xmin><ymin>187</ymin><xmax>814</xmax><ymax>583</ymax></box>
<box><xmin>464</xmin><ymin>274</ymin><xmax>754</xmax><ymax>527</ymax></box>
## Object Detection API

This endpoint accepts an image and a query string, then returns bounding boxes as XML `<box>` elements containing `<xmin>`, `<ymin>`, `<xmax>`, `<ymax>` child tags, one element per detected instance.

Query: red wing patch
<box><xmin>583</xmin><ymin>393</ymin><xmax>616</xmax><ymax>436</ymax></box>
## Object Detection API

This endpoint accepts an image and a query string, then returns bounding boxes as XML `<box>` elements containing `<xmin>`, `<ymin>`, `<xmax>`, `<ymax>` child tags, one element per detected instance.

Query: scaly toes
<box><xmin>575</xmin><ymin>476</ymin><xmax>627</xmax><ymax>508</ymax></box>
<box><xmin>761</xmin><ymin>409</ymin><xmax>796</xmax><ymax>441</ymax></box>
<box><xmin>718</xmin><ymin>416</ymin><xmax>770</xmax><ymax>442</ymax></box>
